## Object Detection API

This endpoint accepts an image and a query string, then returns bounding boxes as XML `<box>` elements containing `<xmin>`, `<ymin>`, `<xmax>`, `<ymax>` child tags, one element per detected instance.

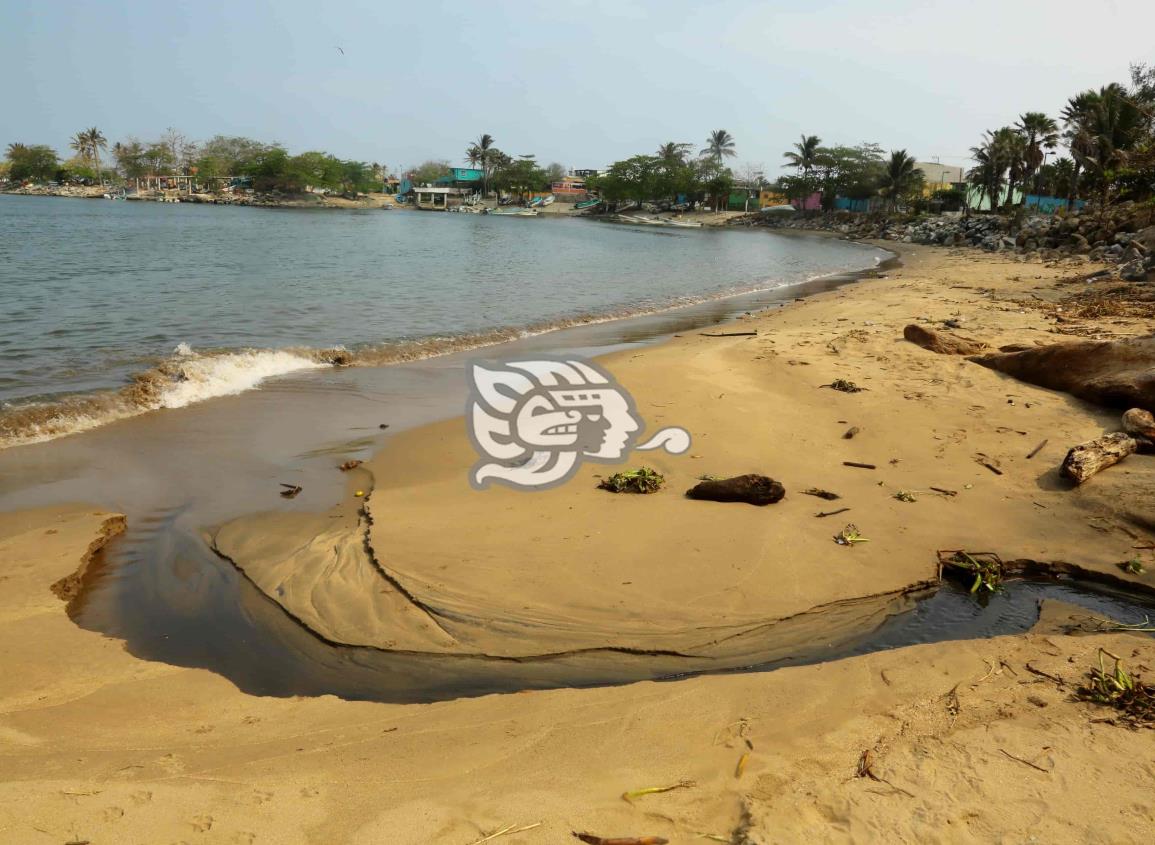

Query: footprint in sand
<box><xmin>190</xmin><ymin>814</ymin><xmax>213</xmax><ymax>833</ymax></box>
<box><xmin>130</xmin><ymin>790</ymin><xmax>153</xmax><ymax>805</ymax></box>
<box><xmin>103</xmin><ymin>806</ymin><xmax>125</xmax><ymax>822</ymax></box>
<box><xmin>232</xmin><ymin>833</ymin><xmax>256</xmax><ymax>844</ymax></box>
<box><xmin>251</xmin><ymin>789</ymin><xmax>273</xmax><ymax>805</ymax></box>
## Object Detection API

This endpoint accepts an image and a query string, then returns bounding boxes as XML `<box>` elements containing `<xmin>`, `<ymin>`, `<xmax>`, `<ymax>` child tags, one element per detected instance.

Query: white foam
<box><xmin>157</xmin><ymin>348</ymin><xmax>327</xmax><ymax>409</ymax></box>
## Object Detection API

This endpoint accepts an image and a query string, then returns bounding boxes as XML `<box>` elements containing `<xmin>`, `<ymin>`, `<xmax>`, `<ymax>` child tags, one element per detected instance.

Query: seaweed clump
<box><xmin>598</xmin><ymin>467</ymin><xmax>665</xmax><ymax>494</ymax></box>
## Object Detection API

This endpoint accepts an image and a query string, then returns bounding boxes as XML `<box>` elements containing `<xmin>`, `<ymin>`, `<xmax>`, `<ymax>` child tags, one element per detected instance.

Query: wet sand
<box><xmin>2</xmin><ymin>242</ymin><xmax>1155</xmax><ymax>842</ymax></box>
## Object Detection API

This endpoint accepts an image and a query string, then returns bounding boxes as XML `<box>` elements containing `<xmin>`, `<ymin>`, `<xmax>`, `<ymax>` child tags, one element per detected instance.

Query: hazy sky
<box><xmin>2</xmin><ymin>0</ymin><xmax>1152</xmax><ymax>174</ymax></box>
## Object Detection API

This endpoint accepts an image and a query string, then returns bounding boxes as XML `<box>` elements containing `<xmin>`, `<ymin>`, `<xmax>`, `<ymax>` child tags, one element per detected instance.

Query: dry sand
<box><xmin>2</xmin><ymin>243</ymin><xmax>1154</xmax><ymax>843</ymax></box>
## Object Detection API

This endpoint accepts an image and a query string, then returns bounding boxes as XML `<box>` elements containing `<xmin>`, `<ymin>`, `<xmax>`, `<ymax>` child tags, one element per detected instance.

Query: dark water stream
<box><xmin>70</xmin><ymin>524</ymin><xmax>1155</xmax><ymax>704</ymax></box>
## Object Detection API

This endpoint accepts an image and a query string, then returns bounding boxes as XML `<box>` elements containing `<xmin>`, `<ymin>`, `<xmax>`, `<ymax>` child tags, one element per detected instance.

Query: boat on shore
<box><xmin>612</xmin><ymin>214</ymin><xmax>702</xmax><ymax>228</ymax></box>
<box><xmin>573</xmin><ymin>198</ymin><xmax>602</xmax><ymax>210</ymax></box>
<box><xmin>487</xmin><ymin>208</ymin><xmax>539</xmax><ymax>217</ymax></box>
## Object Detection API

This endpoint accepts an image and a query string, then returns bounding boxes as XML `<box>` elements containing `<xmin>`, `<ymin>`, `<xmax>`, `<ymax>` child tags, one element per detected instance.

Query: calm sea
<box><xmin>0</xmin><ymin>195</ymin><xmax>889</xmax><ymax>446</ymax></box>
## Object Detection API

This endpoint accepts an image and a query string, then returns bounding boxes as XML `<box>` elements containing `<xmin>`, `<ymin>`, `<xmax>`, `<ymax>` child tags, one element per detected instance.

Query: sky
<box><xmin>2</xmin><ymin>0</ymin><xmax>1153</xmax><ymax>175</ymax></box>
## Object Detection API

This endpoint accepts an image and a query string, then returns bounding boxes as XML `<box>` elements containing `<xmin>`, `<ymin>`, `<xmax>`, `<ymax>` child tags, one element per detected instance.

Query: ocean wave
<box><xmin>0</xmin><ymin>255</ymin><xmax>889</xmax><ymax>450</ymax></box>
<box><xmin>0</xmin><ymin>345</ymin><xmax>328</xmax><ymax>449</ymax></box>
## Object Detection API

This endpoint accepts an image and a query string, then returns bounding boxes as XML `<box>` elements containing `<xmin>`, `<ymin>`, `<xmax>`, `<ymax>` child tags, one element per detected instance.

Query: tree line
<box><xmin>2</xmin><ymin>128</ymin><xmax>386</xmax><ymax>194</ymax></box>
<box><xmin>967</xmin><ymin>63</ymin><xmax>1155</xmax><ymax>211</ymax></box>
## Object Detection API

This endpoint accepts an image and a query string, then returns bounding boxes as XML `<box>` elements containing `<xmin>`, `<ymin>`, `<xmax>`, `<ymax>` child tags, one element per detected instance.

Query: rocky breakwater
<box><xmin>732</xmin><ymin>203</ymin><xmax>1155</xmax><ymax>282</ymax></box>
<box><xmin>1</xmin><ymin>183</ymin><xmax>106</xmax><ymax>198</ymax></box>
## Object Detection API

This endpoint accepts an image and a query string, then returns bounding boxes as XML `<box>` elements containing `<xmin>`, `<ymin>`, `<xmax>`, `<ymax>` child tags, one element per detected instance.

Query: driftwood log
<box><xmin>903</xmin><ymin>324</ymin><xmax>987</xmax><ymax>355</ymax></box>
<box><xmin>1060</xmin><ymin>432</ymin><xmax>1139</xmax><ymax>484</ymax></box>
<box><xmin>685</xmin><ymin>474</ymin><xmax>785</xmax><ymax>506</ymax></box>
<box><xmin>970</xmin><ymin>337</ymin><xmax>1155</xmax><ymax>413</ymax></box>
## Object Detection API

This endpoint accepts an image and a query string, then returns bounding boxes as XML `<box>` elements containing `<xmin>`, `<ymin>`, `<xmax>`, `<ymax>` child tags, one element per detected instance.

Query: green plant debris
<box><xmin>621</xmin><ymin>779</ymin><xmax>695</xmax><ymax>803</ymax></box>
<box><xmin>802</xmin><ymin>487</ymin><xmax>841</xmax><ymax>500</ymax></box>
<box><xmin>834</xmin><ymin>524</ymin><xmax>869</xmax><ymax>545</ymax></box>
<box><xmin>598</xmin><ymin>467</ymin><xmax>665</xmax><ymax>494</ymax></box>
<box><xmin>1076</xmin><ymin>648</ymin><xmax>1155</xmax><ymax>728</ymax></box>
<box><xmin>939</xmin><ymin>551</ymin><xmax>1004</xmax><ymax>594</ymax></box>
<box><xmin>697</xmin><ymin>474</ymin><xmax>721</xmax><ymax>481</ymax></box>
<box><xmin>893</xmin><ymin>490</ymin><xmax>917</xmax><ymax>502</ymax></box>
<box><xmin>1119</xmin><ymin>558</ymin><xmax>1146</xmax><ymax>575</ymax></box>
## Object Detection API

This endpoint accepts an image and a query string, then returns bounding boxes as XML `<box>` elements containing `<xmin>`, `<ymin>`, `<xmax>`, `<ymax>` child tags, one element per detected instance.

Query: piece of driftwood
<box><xmin>1026</xmin><ymin>440</ymin><xmax>1048</xmax><ymax>459</ymax></box>
<box><xmin>843</xmin><ymin>426</ymin><xmax>861</xmax><ymax>439</ymax></box>
<box><xmin>279</xmin><ymin>483</ymin><xmax>302</xmax><ymax>499</ymax></box>
<box><xmin>685</xmin><ymin>474</ymin><xmax>785</xmax><ymax>506</ymax></box>
<box><xmin>816</xmin><ymin>507</ymin><xmax>851</xmax><ymax>518</ymax></box>
<box><xmin>903</xmin><ymin>324</ymin><xmax>987</xmax><ymax>355</ymax></box>
<box><xmin>1060</xmin><ymin>432</ymin><xmax>1139</xmax><ymax>484</ymax></box>
<box><xmin>700</xmin><ymin>330</ymin><xmax>757</xmax><ymax>337</ymax></box>
<box><xmin>572</xmin><ymin>835</ymin><xmax>669</xmax><ymax>845</ymax></box>
<box><xmin>843</xmin><ymin>461</ymin><xmax>876</xmax><ymax>470</ymax></box>
<box><xmin>802</xmin><ymin>488</ymin><xmax>840</xmax><ymax>500</ymax></box>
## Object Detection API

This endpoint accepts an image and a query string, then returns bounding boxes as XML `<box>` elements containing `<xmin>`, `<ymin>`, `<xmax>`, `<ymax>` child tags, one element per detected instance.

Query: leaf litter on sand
<box><xmin>834</xmin><ymin>524</ymin><xmax>868</xmax><ymax>545</ymax></box>
<box><xmin>621</xmin><ymin>779</ymin><xmax>695</xmax><ymax>803</ymax></box>
<box><xmin>468</xmin><ymin>822</ymin><xmax>542</xmax><ymax>844</ymax></box>
<box><xmin>598</xmin><ymin>467</ymin><xmax>665</xmax><ymax>494</ymax></box>
<box><xmin>1076</xmin><ymin>648</ymin><xmax>1155</xmax><ymax>728</ymax></box>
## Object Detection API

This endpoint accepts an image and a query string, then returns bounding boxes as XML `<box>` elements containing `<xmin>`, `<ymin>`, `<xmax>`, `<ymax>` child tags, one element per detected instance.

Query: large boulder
<box><xmin>970</xmin><ymin>336</ymin><xmax>1155</xmax><ymax>413</ymax></box>
<box><xmin>1120</xmin><ymin>259</ymin><xmax>1149</xmax><ymax>282</ymax></box>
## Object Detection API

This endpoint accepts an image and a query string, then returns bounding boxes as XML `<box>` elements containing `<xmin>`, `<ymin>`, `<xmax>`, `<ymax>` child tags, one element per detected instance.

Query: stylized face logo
<box><xmin>467</xmin><ymin>357</ymin><xmax>689</xmax><ymax>490</ymax></box>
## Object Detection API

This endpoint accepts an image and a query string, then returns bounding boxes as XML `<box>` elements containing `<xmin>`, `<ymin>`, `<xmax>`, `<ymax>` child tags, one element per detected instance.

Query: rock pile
<box><xmin>731</xmin><ymin>203</ymin><xmax>1155</xmax><ymax>281</ymax></box>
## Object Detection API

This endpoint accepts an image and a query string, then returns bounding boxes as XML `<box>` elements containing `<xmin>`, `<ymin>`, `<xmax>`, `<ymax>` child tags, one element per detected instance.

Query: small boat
<box><xmin>528</xmin><ymin>196</ymin><xmax>545</xmax><ymax>207</ymax></box>
<box><xmin>487</xmin><ymin>208</ymin><xmax>539</xmax><ymax>217</ymax></box>
<box><xmin>541</xmin><ymin>195</ymin><xmax>555</xmax><ymax>206</ymax></box>
<box><xmin>574</xmin><ymin>198</ymin><xmax>602</xmax><ymax>210</ymax></box>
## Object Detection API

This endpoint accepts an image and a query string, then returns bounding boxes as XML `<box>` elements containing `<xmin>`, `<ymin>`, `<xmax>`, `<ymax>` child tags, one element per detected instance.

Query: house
<box><xmin>759</xmin><ymin>189</ymin><xmax>821</xmax><ymax>210</ymax></box>
<box><xmin>916</xmin><ymin>162</ymin><xmax>966</xmax><ymax>196</ymax></box>
<box><xmin>412</xmin><ymin>186</ymin><xmax>468</xmax><ymax>210</ymax></box>
<box><xmin>433</xmin><ymin>168</ymin><xmax>484</xmax><ymax>189</ymax></box>
<box><xmin>549</xmin><ymin>174</ymin><xmax>589</xmax><ymax>201</ymax></box>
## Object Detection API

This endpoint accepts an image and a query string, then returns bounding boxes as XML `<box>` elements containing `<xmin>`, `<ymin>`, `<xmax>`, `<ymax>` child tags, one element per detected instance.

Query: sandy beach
<box><xmin>2</xmin><ymin>241</ymin><xmax>1154</xmax><ymax>843</ymax></box>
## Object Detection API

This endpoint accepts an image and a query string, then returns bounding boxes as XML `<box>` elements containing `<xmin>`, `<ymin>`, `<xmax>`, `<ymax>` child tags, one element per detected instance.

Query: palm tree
<box><xmin>701</xmin><ymin>129</ymin><xmax>736</xmax><ymax>161</ymax></box>
<box><xmin>656</xmin><ymin>141</ymin><xmax>692</xmax><ymax>164</ymax></box>
<box><xmin>1062</xmin><ymin>85</ymin><xmax>1143</xmax><ymax>210</ymax></box>
<box><xmin>878</xmin><ymin>150</ymin><xmax>922</xmax><ymax>211</ymax></box>
<box><xmin>69</xmin><ymin>132</ymin><xmax>90</xmax><ymax>165</ymax></box>
<box><xmin>83</xmin><ymin>127</ymin><xmax>107</xmax><ymax>183</ymax></box>
<box><xmin>1015</xmin><ymin>112</ymin><xmax>1059</xmax><ymax>202</ymax></box>
<box><xmin>470</xmin><ymin>133</ymin><xmax>495</xmax><ymax>196</ymax></box>
<box><xmin>782</xmin><ymin>134</ymin><xmax>822</xmax><ymax>173</ymax></box>
<box><xmin>993</xmin><ymin>127</ymin><xmax>1026</xmax><ymax>209</ymax></box>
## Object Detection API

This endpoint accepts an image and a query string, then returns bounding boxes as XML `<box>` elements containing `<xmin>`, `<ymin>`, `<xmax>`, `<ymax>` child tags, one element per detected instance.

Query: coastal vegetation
<box><xmin>2</xmin><ymin>61</ymin><xmax>1151</xmax><ymax>212</ymax></box>
<box><xmin>3</xmin><ymin>128</ymin><xmax>386</xmax><ymax>194</ymax></box>
<box><xmin>967</xmin><ymin>63</ymin><xmax>1154</xmax><ymax>210</ymax></box>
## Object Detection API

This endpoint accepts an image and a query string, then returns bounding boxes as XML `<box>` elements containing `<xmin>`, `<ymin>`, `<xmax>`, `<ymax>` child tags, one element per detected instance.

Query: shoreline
<box><xmin>2</xmin><ymin>241</ymin><xmax>1155</xmax><ymax>841</ymax></box>
<box><xmin>0</xmin><ymin>229</ymin><xmax>890</xmax><ymax>450</ymax></box>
